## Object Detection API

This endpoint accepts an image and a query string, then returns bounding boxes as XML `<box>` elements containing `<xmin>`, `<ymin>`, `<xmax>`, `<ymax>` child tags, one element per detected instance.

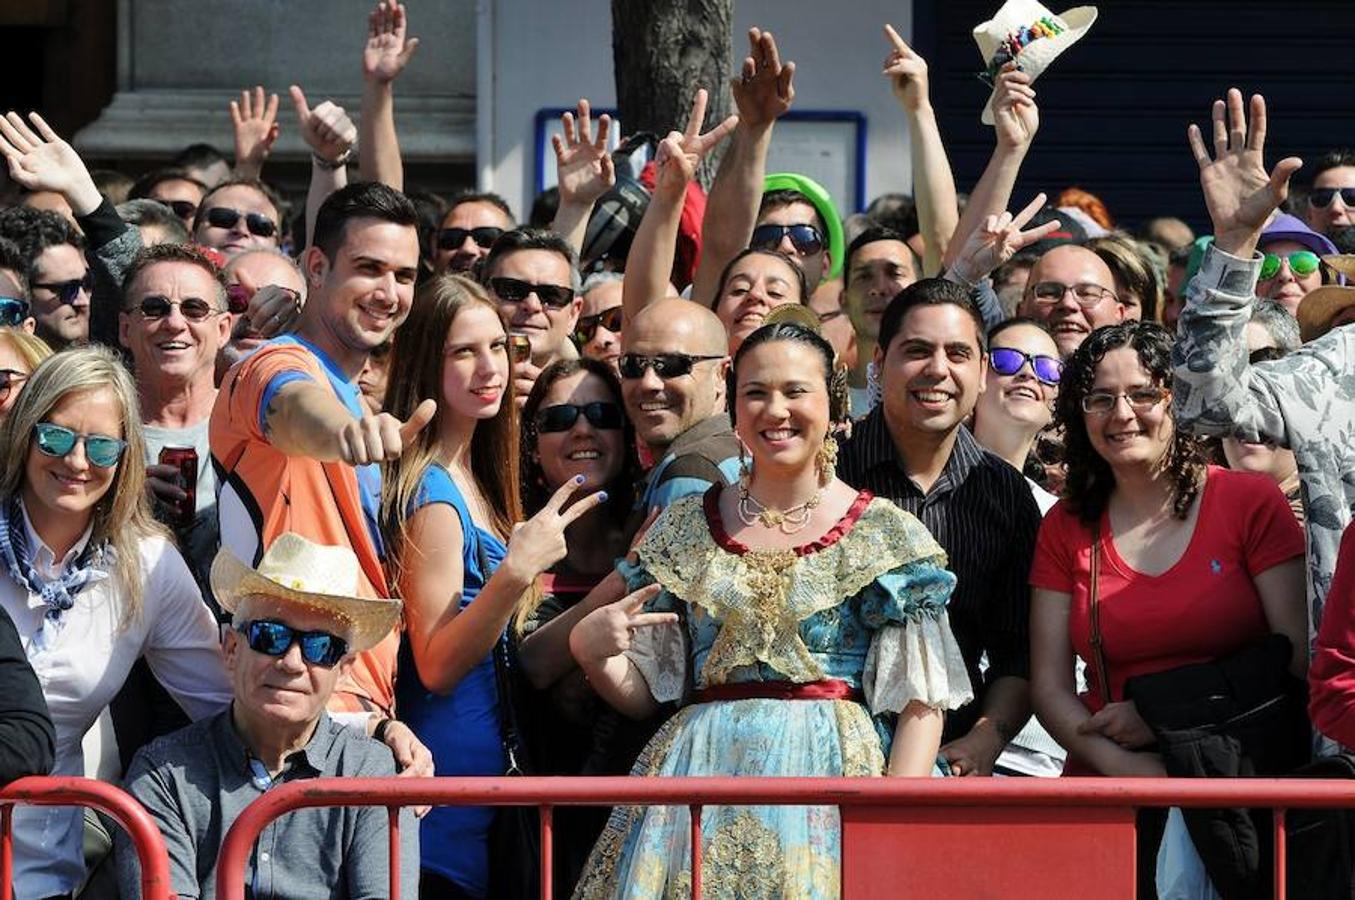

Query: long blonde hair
<box><xmin>0</xmin><ymin>328</ymin><xmax>54</xmax><ymax>372</ymax></box>
<box><xmin>0</xmin><ymin>346</ymin><xmax>167</xmax><ymax>625</ymax></box>
<box><xmin>382</xmin><ymin>276</ymin><xmax>524</xmax><ymax>582</ymax></box>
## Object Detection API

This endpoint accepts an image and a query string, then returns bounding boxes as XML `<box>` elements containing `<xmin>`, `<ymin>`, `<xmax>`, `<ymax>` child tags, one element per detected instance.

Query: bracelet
<box><xmin>312</xmin><ymin>147</ymin><xmax>354</xmax><ymax>171</ymax></box>
<box><xmin>372</xmin><ymin>717</ymin><xmax>394</xmax><ymax>743</ymax></box>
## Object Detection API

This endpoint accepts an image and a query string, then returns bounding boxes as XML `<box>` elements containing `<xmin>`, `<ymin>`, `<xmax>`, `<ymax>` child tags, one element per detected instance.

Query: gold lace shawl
<box><xmin>635</xmin><ymin>493</ymin><xmax>948</xmax><ymax>687</ymax></box>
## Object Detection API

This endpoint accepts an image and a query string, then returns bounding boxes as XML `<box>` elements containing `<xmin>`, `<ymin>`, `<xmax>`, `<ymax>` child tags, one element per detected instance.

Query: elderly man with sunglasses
<box><xmin>191</xmin><ymin>178</ymin><xmax>284</xmax><ymax>260</ymax></box>
<box><xmin>116</xmin><ymin>534</ymin><xmax>419</xmax><ymax>899</ymax></box>
<box><xmin>119</xmin><ymin>243</ymin><xmax>234</xmax><ymax>609</ymax></box>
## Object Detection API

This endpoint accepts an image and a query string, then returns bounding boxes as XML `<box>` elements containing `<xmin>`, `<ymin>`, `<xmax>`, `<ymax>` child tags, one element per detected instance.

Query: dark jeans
<box><xmin>418</xmin><ymin>870</ymin><xmax>479</xmax><ymax>900</ymax></box>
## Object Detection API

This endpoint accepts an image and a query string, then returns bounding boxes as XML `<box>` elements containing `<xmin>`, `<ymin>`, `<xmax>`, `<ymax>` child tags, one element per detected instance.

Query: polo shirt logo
<box><xmin>1210</xmin><ymin>559</ymin><xmax>1223</xmax><ymax>575</ymax></box>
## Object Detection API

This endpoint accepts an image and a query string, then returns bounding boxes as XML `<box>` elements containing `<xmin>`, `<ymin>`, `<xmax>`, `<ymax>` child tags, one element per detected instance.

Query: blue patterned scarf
<box><xmin>0</xmin><ymin>495</ymin><xmax>111</xmax><ymax>627</ymax></box>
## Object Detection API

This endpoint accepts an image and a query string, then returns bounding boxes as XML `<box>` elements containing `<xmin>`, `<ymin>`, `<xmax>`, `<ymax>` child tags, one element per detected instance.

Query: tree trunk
<box><xmin>611</xmin><ymin>0</ymin><xmax>733</xmax><ymax>189</ymax></box>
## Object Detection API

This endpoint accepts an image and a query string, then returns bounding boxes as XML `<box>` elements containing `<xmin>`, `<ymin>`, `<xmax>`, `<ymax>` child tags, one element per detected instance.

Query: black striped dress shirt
<box><xmin>838</xmin><ymin>407</ymin><xmax>1041</xmax><ymax>740</ymax></box>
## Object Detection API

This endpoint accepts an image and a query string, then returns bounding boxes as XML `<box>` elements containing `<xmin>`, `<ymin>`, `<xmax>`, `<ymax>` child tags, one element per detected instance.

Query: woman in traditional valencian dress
<box><xmin>568</xmin><ymin>320</ymin><xmax>973</xmax><ymax>899</ymax></box>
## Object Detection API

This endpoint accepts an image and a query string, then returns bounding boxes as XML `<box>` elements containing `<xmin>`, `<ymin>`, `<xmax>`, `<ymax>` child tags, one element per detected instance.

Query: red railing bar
<box><xmin>540</xmin><ymin>805</ymin><xmax>553</xmax><ymax>900</ymax></box>
<box><xmin>388</xmin><ymin>806</ymin><xmax>400</xmax><ymax>900</ymax></box>
<box><xmin>2</xmin><ymin>804</ymin><xmax>12</xmax><ymax>900</ymax></box>
<box><xmin>0</xmin><ymin>776</ymin><xmax>174</xmax><ymax>900</ymax></box>
<box><xmin>690</xmin><ymin>803</ymin><xmax>703</xmax><ymax>900</ymax></box>
<box><xmin>1273</xmin><ymin>808</ymin><xmax>1287</xmax><ymax>900</ymax></box>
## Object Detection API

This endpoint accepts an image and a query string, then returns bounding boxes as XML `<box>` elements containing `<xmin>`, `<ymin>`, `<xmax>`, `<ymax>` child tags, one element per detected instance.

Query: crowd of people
<box><xmin>1</xmin><ymin>0</ymin><xmax>1355</xmax><ymax>897</ymax></box>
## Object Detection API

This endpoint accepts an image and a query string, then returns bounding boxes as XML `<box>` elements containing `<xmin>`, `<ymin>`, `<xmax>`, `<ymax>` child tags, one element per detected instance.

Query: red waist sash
<box><xmin>689</xmin><ymin>679</ymin><xmax>863</xmax><ymax>704</ymax></box>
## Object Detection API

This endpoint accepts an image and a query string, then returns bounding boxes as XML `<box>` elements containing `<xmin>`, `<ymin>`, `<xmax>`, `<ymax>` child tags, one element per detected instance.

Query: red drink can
<box><xmin>158</xmin><ymin>446</ymin><xmax>198</xmax><ymax>529</ymax></box>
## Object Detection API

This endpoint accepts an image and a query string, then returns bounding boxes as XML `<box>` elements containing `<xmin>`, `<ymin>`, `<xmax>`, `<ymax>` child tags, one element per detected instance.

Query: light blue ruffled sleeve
<box><xmin>616</xmin><ymin>557</ymin><xmax>686</xmax><ymax>703</ymax></box>
<box><xmin>858</xmin><ymin>560</ymin><xmax>973</xmax><ymax>714</ymax></box>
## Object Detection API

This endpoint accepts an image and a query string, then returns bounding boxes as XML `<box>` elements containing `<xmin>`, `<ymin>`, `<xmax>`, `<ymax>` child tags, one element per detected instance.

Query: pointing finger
<box><xmin>559</xmin><ymin>489</ymin><xmax>609</xmax><ymax>527</ymax></box>
<box><xmin>544</xmin><ymin>473</ymin><xmax>586</xmax><ymax>514</ymax></box>
<box><xmin>883</xmin><ymin>23</ymin><xmax>909</xmax><ymax>52</ymax></box>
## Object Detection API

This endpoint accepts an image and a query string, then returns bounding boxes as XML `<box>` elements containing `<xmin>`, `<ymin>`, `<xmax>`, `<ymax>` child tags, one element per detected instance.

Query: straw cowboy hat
<box><xmin>210</xmin><ymin>533</ymin><xmax>401</xmax><ymax>653</ymax></box>
<box><xmin>1297</xmin><ymin>255</ymin><xmax>1355</xmax><ymax>342</ymax></box>
<box><xmin>973</xmin><ymin>0</ymin><xmax>1098</xmax><ymax>125</ymax></box>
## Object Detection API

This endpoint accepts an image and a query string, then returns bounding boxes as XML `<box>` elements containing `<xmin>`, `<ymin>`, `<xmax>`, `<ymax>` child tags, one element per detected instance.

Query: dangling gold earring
<box><xmin>738</xmin><ymin>441</ymin><xmax>752</xmax><ymax>498</ymax></box>
<box><xmin>816</xmin><ymin>432</ymin><xmax>839</xmax><ymax>487</ymax></box>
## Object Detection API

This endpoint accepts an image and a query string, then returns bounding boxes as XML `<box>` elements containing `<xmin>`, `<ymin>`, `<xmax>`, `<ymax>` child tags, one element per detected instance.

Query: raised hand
<box><xmin>337</xmin><ymin>398</ymin><xmax>435</xmax><ymax>466</ymax></box>
<box><xmin>362</xmin><ymin>0</ymin><xmax>420</xmax><ymax>84</ymax></box>
<box><xmin>230</xmin><ymin>86</ymin><xmax>280</xmax><ymax>178</ymax></box>
<box><xmin>501</xmin><ymin>475</ymin><xmax>609</xmax><ymax>584</ymax></box>
<box><xmin>0</xmin><ymin>112</ymin><xmax>101</xmax><ymax>214</ymax></box>
<box><xmin>1188</xmin><ymin>89</ymin><xmax>1302</xmax><ymax>256</ymax></box>
<box><xmin>991</xmin><ymin>65</ymin><xmax>1039</xmax><ymax>151</ymax></box>
<box><xmin>731</xmin><ymin>27</ymin><xmax>795</xmax><ymax>129</ymax></box>
<box><xmin>882</xmin><ymin>24</ymin><xmax>929</xmax><ymax>113</ymax></box>
<box><xmin>949</xmin><ymin>192</ymin><xmax>1062</xmax><ymax>284</ymax></box>
<box><xmin>289</xmin><ymin>85</ymin><xmax>357</xmax><ymax>165</ymax></box>
<box><xmin>653</xmin><ymin>88</ymin><xmax>739</xmax><ymax>200</ymax></box>
<box><xmin>569</xmin><ymin>584</ymin><xmax>673</xmax><ymax>664</ymax></box>
<box><xmin>552</xmin><ymin>99</ymin><xmax>615</xmax><ymax>207</ymax></box>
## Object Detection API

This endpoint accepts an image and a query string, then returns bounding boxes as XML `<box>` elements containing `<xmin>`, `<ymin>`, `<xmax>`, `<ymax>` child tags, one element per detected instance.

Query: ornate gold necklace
<box><xmin>737</xmin><ymin>485</ymin><xmax>823</xmax><ymax>535</ymax></box>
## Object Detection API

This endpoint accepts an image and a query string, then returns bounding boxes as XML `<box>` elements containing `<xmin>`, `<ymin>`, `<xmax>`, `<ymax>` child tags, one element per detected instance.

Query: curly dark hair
<box><xmin>519</xmin><ymin>357</ymin><xmax>639</xmax><ymax>519</ymax></box>
<box><xmin>1055</xmin><ymin>321</ymin><xmax>1205</xmax><ymax>525</ymax></box>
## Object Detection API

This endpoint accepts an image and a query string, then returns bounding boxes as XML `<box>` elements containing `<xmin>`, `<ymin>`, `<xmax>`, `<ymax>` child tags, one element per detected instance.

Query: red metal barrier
<box><xmin>0</xmin><ymin>776</ymin><xmax>175</xmax><ymax>900</ymax></box>
<box><xmin>214</xmin><ymin>775</ymin><xmax>1355</xmax><ymax>899</ymax></box>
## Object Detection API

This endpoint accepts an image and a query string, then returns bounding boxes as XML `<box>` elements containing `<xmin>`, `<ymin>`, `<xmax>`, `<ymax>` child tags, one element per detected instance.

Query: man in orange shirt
<box><xmin>212</xmin><ymin>181</ymin><xmax>433</xmax><ymax>717</ymax></box>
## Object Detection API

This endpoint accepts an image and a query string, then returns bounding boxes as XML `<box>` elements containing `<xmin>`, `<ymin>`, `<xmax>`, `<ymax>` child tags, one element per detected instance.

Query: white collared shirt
<box><xmin>0</xmin><ymin>503</ymin><xmax>231</xmax><ymax>898</ymax></box>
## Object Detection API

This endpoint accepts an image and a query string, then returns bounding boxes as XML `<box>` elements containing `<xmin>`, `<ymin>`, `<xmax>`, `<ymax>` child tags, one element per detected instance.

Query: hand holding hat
<box><xmin>972</xmin><ymin>0</ymin><xmax>1097</xmax><ymax>125</ymax></box>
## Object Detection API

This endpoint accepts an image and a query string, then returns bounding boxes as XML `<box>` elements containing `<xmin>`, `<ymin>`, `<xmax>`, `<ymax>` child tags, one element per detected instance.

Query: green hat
<box><xmin>763</xmin><ymin>173</ymin><xmax>844</xmax><ymax>282</ymax></box>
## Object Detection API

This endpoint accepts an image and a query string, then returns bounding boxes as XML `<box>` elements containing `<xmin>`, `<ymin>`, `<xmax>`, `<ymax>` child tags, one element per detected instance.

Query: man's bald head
<box><xmin>626</xmin><ymin>298</ymin><xmax>728</xmax><ymax>357</ymax></box>
<box><xmin>1022</xmin><ymin>244</ymin><xmax>1124</xmax><ymax>358</ymax></box>
<box><xmin>621</xmin><ymin>298</ymin><xmax>730</xmax><ymax>452</ymax></box>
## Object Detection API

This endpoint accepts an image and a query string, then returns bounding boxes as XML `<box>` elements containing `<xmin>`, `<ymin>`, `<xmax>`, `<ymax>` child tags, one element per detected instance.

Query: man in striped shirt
<box><xmin>839</xmin><ymin>278</ymin><xmax>1041</xmax><ymax>777</ymax></box>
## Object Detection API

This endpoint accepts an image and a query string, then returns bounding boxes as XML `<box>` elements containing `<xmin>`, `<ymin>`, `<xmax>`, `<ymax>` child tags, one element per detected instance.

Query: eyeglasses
<box><xmin>1309</xmin><ymin>188</ymin><xmax>1355</xmax><ymax>209</ymax></box>
<box><xmin>164</xmin><ymin>199</ymin><xmax>198</xmax><ymax>221</ymax></box>
<box><xmin>536</xmin><ymin>401</ymin><xmax>623</xmax><ymax>434</ymax></box>
<box><xmin>1080</xmin><ymin>386</ymin><xmax>1171</xmax><ymax>416</ymax></box>
<box><xmin>32</xmin><ymin>422</ymin><xmax>127</xmax><ymax>468</ymax></box>
<box><xmin>489</xmin><ymin>277</ymin><xmax>575</xmax><ymax>310</ymax></box>
<box><xmin>618</xmin><ymin>352</ymin><xmax>724</xmax><ymax>380</ymax></box>
<box><xmin>32</xmin><ymin>272</ymin><xmax>94</xmax><ymax>305</ymax></box>
<box><xmin>573</xmin><ymin>306</ymin><xmax>622</xmax><ymax>345</ymax></box>
<box><xmin>750</xmin><ymin>223</ymin><xmax>824</xmax><ymax>257</ymax></box>
<box><xmin>203</xmin><ymin>206</ymin><xmax>278</xmax><ymax>238</ymax></box>
<box><xmin>0</xmin><ymin>296</ymin><xmax>30</xmax><ymax>327</ymax></box>
<box><xmin>236</xmin><ymin>619</ymin><xmax>349</xmax><ymax>668</ymax></box>
<box><xmin>128</xmin><ymin>295</ymin><xmax>223</xmax><ymax>322</ymax></box>
<box><xmin>1259</xmin><ymin>250</ymin><xmax>1320</xmax><ymax>281</ymax></box>
<box><xmin>989</xmin><ymin>347</ymin><xmax>1062</xmax><ymax>385</ymax></box>
<box><xmin>437</xmin><ymin>226</ymin><xmax>504</xmax><ymax>251</ymax></box>
<box><xmin>0</xmin><ymin>369</ymin><xmax>28</xmax><ymax>401</ymax></box>
<box><xmin>1029</xmin><ymin>281</ymin><xmax>1117</xmax><ymax>308</ymax></box>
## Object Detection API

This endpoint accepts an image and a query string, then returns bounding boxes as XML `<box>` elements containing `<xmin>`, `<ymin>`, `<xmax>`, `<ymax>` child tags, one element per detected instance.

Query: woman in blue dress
<box><xmin>569</xmin><ymin>321</ymin><xmax>973</xmax><ymax>899</ymax></box>
<box><xmin>382</xmin><ymin>275</ymin><xmax>605</xmax><ymax>899</ymax></box>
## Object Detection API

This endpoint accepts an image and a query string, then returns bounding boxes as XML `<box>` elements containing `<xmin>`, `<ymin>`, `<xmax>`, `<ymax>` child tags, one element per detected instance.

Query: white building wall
<box><xmin>481</xmin><ymin>0</ymin><xmax>916</xmax><ymax>221</ymax></box>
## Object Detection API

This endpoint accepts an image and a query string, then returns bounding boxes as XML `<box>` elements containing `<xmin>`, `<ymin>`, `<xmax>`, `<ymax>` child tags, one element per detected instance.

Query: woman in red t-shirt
<box><xmin>1029</xmin><ymin>321</ymin><xmax>1306</xmax><ymax>779</ymax></box>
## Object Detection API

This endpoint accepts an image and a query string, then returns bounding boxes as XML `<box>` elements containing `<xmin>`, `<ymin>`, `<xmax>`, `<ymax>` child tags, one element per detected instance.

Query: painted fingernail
<box><xmin>574</xmin><ymin>474</ymin><xmax>585</xmax><ymax>485</ymax></box>
<box><xmin>597</xmin><ymin>491</ymin><xmax>608</xmax><ymax>503</ymax></box>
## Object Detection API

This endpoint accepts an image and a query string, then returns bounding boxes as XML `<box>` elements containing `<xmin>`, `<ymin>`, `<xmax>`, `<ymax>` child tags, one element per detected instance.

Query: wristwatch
<box><xmin>313</xmin><ymin>147</ymin><xmax>355</xmax><ymax>171</ymax></box>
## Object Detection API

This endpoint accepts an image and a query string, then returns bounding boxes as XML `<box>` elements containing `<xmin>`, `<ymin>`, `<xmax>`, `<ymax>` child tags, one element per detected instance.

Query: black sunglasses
<box><xmin>438</xmin><ymin>226</ymin><xmax>504</xmax><ymax>251</ymax></box>
<box><xmin>164</xmin><ymin>199</ymin><xmax>198</xmax><ymax>221</ymax></box>
<box><xmin>573</xmin><ymin>306</ymin><xmax>622</xmax><ymax>345</ymax></box>
<box><xmin>237</xmin><ymin>619</ymin><xmax>349</xmax><ymax>668</ymax></box>
<box><xmin>32</xmin><ymin>272</ymin><xmax>94</xmax><ymax>305</ymax></box>
<box><xmin>1310</xmin><ymin>188</ymin><xmax>1355</xmax><ymax>209</ymax></box>
<box><xmin>0</xmin><ymin>296</ymin><xmax>30</xmax><ymax>327</ymax></box>
<box><xmin>128</xmin><ymin>295</ymin><xmax>222</xmax><ymax>322</ymax></box>
<box><xmin>536</xmin><ymin>401</ymin><xmax>623</xmax><ymax>433</ymax></box>
<box><xmin>618</xmin><ymin>352</ymin><xmax>724</xmax><ymax>380</ymax></box>
<box><xmin>489</xmin><ymin>277</ymin><xmax>575</xmax><ymax>310</ymax></box>
<box><xmin>204</xmin><ymin>206</ymin><xmax>278</xmax><ymax>238</ymax></box>
<box><xmin>750</xmin><ymin>223</ymin><xmax>824</xmax><ymax>257</ymax></box>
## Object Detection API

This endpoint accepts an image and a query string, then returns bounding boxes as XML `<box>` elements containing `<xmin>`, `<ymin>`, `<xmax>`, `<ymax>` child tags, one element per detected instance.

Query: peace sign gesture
<box><xmin>552</xmin><ymin>99</ymin><xmax>615</xmax><ymax>208</ymax></box>
<box><xmin>570</xmin><ymin>584</ymin><xmax>674</xmax><ymax>664</ymax></box>
<box><xmin>950</xmin><ymin>192</ymin><xmax>1063</xmax><ymax>284</ymax></box>
<box><xmin>1188</xmin><ymin>89</ymin><xmax>1302</xmax><ymax>257</ymax></box>
<box><xmin>500</xmin><ymin>475</ymin><xmax>609</xmax><ymax>585</ymax></box>
<box><xmin>653</xmin><ymin>88</ymin><xmax>740</xmax><ymax>200</ymax></box>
